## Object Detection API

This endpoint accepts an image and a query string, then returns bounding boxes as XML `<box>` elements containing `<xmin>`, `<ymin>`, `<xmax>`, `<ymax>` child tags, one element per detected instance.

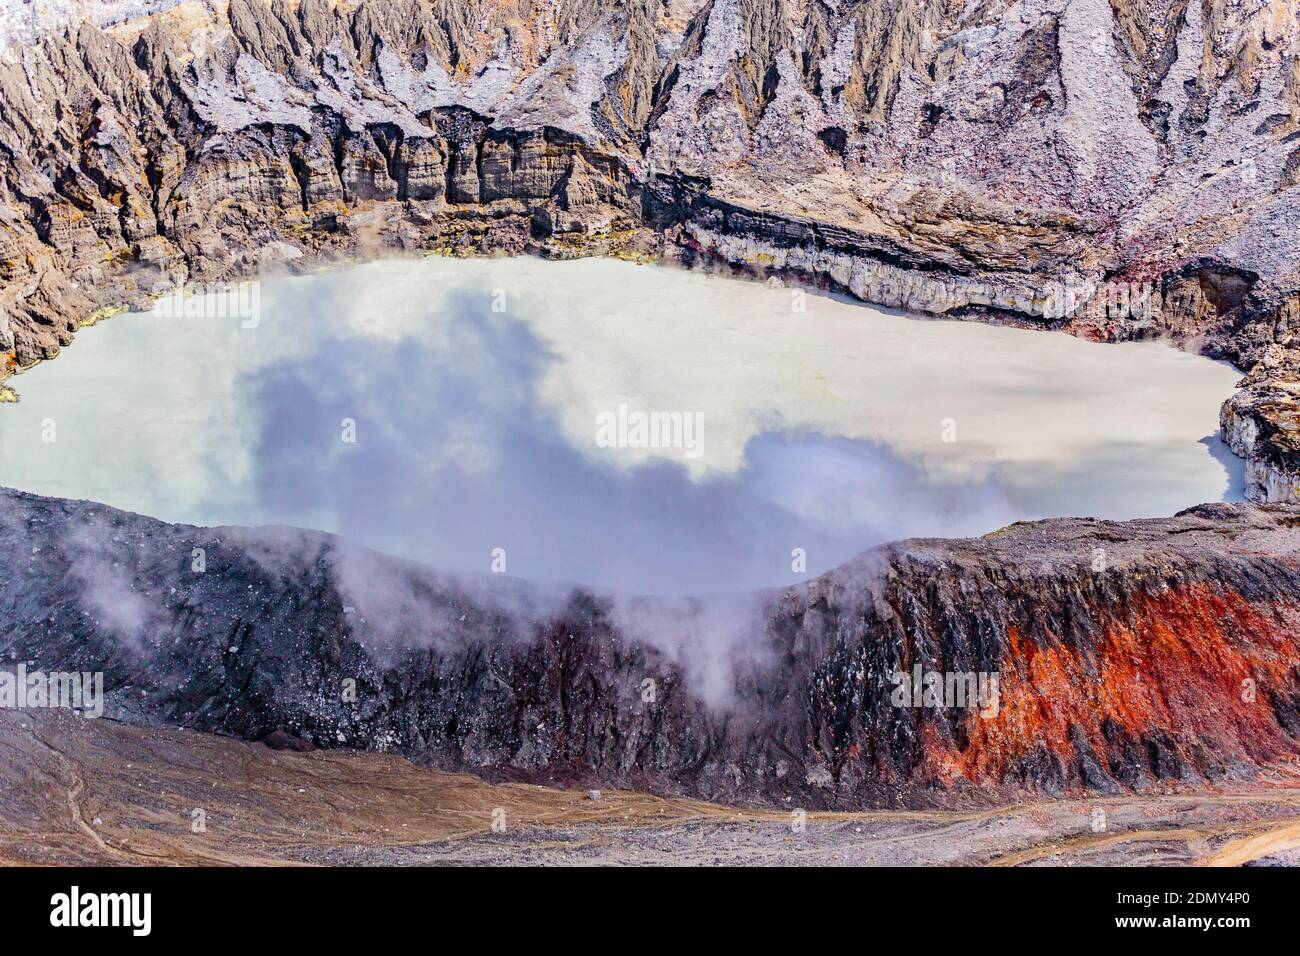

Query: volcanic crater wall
<box><xmin>1</xmin><ymin>0</ymin><xmax>1300</xmax><ymax>497</ymax></box>
<box><xmin>3</xmin><ymin>488</ymin><xmax>1300</xmax><ymax>808</ymax></box>
<box><xmin>4</xmin><ymin>1</ymin><xmax>1300</xmax><ymax>810</ymax></box>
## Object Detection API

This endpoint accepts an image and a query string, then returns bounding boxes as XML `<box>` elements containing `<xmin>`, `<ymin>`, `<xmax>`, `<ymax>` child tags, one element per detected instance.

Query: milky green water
<box><xmin>0</xmin><ymin>257</ymin><xmax>1243</xmax><ymax>592</ymax></box>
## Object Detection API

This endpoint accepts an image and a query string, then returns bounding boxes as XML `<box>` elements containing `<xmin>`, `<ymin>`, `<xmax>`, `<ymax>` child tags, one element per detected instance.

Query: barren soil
<box><xmin>5</xmin><ymin>710</ymin><xmax>1300</xmax><ymax>867</ymax></box>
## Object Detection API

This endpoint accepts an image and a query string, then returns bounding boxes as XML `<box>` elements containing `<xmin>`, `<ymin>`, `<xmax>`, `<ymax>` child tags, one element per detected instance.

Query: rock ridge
<box><xmin>3</xmin><ymin>487</ymin><xmax>1300</xmax><ymax>809</ymax></box>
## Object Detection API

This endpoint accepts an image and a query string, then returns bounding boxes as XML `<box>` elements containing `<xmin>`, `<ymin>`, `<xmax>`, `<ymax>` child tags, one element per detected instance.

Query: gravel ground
<box><xmin>4</xmin><ymin>710</ymin><xmax>1299</xmax><ymax>867</ymax></box>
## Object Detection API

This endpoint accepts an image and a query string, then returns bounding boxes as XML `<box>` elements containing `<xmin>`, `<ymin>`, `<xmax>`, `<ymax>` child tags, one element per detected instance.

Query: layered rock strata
<box><xmin>0</xmin><ymin>1</ymin><xmax>1298</xmax><ymax>495</ymax></box>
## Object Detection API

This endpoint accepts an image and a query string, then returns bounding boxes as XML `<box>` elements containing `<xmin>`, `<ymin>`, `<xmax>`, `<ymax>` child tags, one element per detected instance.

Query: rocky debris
<box><xmin>3</xmin><ymin>487</ymin><xmax>1300</xmax><ymax>809</ymax></box>
<box><xmin>263</xmin><ymin>729</ymin><xmax>317</xmax><ymax>752</ymax></box>
<box><xmin>0</xmin><ymin>1</ymin><xmax>1298</xmax><ymax>495</ymax></box>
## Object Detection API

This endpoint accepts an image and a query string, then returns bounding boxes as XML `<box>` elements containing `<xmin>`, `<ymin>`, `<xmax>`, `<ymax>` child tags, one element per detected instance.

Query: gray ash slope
<box><xmin>4</xmin><ymin>487</ymin><xmax>1300</xmax><ymax>809</ymax></box>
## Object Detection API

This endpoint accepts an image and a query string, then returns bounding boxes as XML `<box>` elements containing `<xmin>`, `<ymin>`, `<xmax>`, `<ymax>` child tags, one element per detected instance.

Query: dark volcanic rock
<box><xmin>263</xmin><ymin>729</ymin><xmax>317</xmax><ymax>752</ymax></box>
<box><xmin>3</xmin><ymin>487</ymin><xmax>1300</xmax><ymax>809</ymax></box>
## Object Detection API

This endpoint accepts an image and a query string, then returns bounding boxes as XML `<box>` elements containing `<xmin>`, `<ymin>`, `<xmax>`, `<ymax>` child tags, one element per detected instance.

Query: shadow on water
<box><xmin>1201</xmin><ymin>434</ymin><xmax>1248</xmax><ymax>502</ymax></box>
<box><xmin>0</xmin><ymin>259</ymin><xmax>1247</xmax><ymax>594</ymax></box>
<box><xmin>239</xmin><ymin>291</ymin><xmax>1012</xmax><ymax>594</ymax></box>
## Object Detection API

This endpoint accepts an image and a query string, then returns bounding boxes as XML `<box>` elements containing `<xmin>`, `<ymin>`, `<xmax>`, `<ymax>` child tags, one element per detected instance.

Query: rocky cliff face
<box><xmin>0</xmin><ymin>0</ymin><xmax>1299</xmax><ymax>493</ymax></box>
<box><xmin>4</xmin><ymin>487</ymin><xmax>1300</xmax><ymax>808</ymax></box>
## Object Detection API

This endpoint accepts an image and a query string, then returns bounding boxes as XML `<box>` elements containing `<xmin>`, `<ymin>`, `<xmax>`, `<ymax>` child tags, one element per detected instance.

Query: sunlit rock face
<box><xmin>0</xmin><ymin>0</ymin><xmax>1298</xmax><ymax>494</ymax></box>
<box><xmin>4</xmin><ymin>487</ymin><xmax>1300</xmax><ymax>808</ymax></box>
<box><xmin>0</xmin><ymin>257</ymin><xmax>1242</xmax><ymax>592</ymax></box>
